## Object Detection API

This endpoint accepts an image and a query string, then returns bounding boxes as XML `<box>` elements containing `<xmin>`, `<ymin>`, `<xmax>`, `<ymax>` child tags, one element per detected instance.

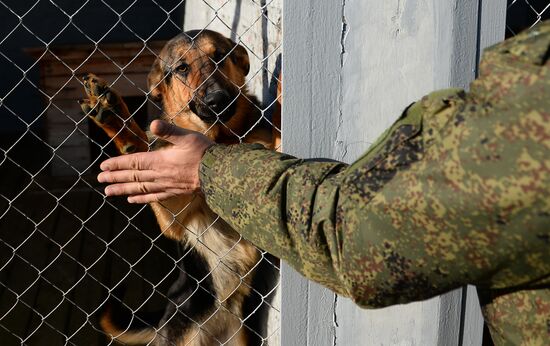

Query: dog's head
<box><xmin>148</xmin><ymin>30</ymin><xmax>250</xmax><ymax>137</ymax></box>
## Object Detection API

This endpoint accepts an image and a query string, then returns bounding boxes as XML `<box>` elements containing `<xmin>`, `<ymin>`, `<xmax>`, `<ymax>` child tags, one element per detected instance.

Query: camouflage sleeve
<box><xmin>201</xmin><ymin>22</ymin><xmax>550</xmax><ymax>308</ymax></box>
<box><xmin>200</xmin><ymin>144</ymin><xmax>351</xmax><ymax>296</ymax></box>
<box><xmin>480</xmin><ymin>288</ymin><xmax>550</xmax><ymax>346</ymax></box>
<box><xmin>200</xmin><ymin>22</ymin><xmax>550</xmax><ymax>343</ymax></box>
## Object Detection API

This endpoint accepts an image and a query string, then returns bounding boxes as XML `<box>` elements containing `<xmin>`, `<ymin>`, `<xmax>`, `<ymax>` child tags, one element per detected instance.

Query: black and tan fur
<box><xmin>79</xmin><ymin>30</ymin><xmax>279</xmax><ymax>346</ymax></box>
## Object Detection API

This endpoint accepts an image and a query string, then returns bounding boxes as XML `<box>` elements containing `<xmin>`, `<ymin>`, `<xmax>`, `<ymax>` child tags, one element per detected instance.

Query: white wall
<box><xmin>335</xmin><ymin>2</ymin><xmax>458</xmax><ymax>343</ymax></box>
<box><xmin>336</xmin><ymin>1</ymin><xmax>437</xmax><ymax>161</ymax></box>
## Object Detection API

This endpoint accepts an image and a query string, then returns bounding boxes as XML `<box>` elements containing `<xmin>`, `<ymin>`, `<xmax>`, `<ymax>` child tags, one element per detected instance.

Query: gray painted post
<box><xmin>281</xmin><ymin>0</ymin><xmax>342</xmax><ymax>344</ymax></box>
<box><xmin>479</xmin><ymin>0</ymin><xmax>508</xmax><ymax>56</ymax></box>
<box><xmin>434</xmin><ymin>1</ymin><xmax>483</xmax><ymax>345</ymax></box>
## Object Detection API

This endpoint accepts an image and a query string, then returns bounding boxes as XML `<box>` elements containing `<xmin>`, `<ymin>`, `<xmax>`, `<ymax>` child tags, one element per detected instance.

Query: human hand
<box><xmin>97</xmin><ymin>120</ymin><xmax>215</xmax><ymax>203</ymax></box>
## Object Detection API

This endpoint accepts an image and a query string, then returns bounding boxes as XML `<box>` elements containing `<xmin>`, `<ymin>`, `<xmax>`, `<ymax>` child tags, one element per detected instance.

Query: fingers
<box><xmin>100</xmin><ymin>152</ymin><xmax>157</xmax><ymax>171</ymax></box>
<box><xmin>150</xmin><ymin>120</ymin><xmax>215</xmax><ymax>148</ymax></box>
<box><xmin>97</xmin><ymin>120</ymin><xmax>211</xmax><ymax>203</ymax></box>
<box><xmin>104</xmin><ymin>182</ymin><xmax>168</xmax><ymax>197</ymax></box>
<box><xmin>102</xmin><ymin>181</ymin><xmax>197</xmax><ymax>198</ymax></box>
<box><xmin>150</xmin><ymin>120</ymin><xmax>196</xmax><ymax>145</ymax></box>
<box><xmin>127</xmin><ymin>192</ymin><xmax>178</xmax><ymax>204</ymax></box>
<box><xmin>97</xmin><ymin>169</ymin><xmax>158</xmax><ymax>184</ymax></box>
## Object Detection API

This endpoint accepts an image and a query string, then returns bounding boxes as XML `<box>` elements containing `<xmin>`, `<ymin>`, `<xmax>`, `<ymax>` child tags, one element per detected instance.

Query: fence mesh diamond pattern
<box><xmin>1</xmin><ymin>0</ymin><xmax>546</xmax><ymax>345</ymax></box>
<box><xmin>507</xmin><ymin>0</ymin><xmax>550</xmax><ymax>36</ymax></box>
<box><xmin>0</xmin><ymin>0</ymin><xmax>281</xmax><ymax>345</ymax></box>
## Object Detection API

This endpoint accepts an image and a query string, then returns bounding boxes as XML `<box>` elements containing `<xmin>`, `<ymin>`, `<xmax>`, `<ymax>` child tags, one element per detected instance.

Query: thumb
<box><xmin>150</xmin><ymin>119</ymin><xmax>197</xmax><ymax>145</ymax></box>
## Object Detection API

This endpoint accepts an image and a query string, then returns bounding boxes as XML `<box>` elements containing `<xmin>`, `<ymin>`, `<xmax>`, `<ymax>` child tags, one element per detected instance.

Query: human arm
<box><xmin>198</xmin><ymin>24</ymin><xmax>550</xmax><ymax>308</ymax></box>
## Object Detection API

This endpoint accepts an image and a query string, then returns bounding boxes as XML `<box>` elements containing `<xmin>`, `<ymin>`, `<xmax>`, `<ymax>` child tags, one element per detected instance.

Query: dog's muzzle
<box><xmin>191</xmin><ymin>89</ymin><xmax>236</xmax><ymax>123</ymax></box>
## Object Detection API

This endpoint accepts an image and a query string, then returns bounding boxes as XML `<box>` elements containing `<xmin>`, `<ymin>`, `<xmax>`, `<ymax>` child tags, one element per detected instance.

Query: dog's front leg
<box><xmin>79</xmin><ymin>73</ymin><xmax>149</xmax><ymax>155</ymax></box>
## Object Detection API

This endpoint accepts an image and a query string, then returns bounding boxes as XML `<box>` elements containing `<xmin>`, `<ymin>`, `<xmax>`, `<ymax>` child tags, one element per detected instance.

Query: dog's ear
<box><xmin>229</xmin><ymin>40</ymin><xmax>250</xmax><ymax>76</ymax></box>
<box><xmin>147</xmin><ymin>57</ymin><xmax>164</xmax><ymax>102</ymax></box>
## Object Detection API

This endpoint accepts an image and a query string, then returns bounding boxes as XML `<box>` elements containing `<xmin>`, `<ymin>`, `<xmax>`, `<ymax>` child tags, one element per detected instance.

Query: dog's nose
<box><xmin>204</xmin><ymin>91</ymin><xmax>230</xmax><ymax>113</ymax></box>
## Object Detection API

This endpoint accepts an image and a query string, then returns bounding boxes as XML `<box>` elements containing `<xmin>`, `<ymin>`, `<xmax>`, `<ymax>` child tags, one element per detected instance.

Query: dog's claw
<box><xmin>79</xmin><ymin>99</ymin><xmax>91</xmax><ymax>113</ymax></box>
<box><xmin>81</xmin><ymin>73</ymin><xmax>109</xmax><ymax>98</ymax></box>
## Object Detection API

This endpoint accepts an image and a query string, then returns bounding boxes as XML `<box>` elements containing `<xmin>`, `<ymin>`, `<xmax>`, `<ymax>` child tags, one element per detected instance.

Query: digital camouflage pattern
<box><xmin>200</xmin><ymin>22</ymin><xmax>550</xmax><ymax>345</ymax></box>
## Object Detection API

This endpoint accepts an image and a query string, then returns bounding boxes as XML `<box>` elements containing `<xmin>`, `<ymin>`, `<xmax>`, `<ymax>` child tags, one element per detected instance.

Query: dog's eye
<box><xmin>213</xmin><ymin>51</ymin><xmax>226</xmax><ymax>65</ymax></box>
<box><xmin>175</xmin><ymin>64</ymin><xmax>190</xmax><ymax>74</ymax></box>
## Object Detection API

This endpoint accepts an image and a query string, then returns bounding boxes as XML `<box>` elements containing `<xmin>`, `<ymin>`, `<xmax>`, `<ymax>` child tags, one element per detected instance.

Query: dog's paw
<box><xmin>79</xmin><ymin>73</ymin><xmax>125</xmax><ymax>126</ymax></box>
<box><xmin>79</xmin><ymin>73</ymin><xmax>148</xmax><ymax>154</ymax></box>
<box><xmin>82</xmin><ymin>73</ymin><xmax>110</xmax><ymax>98</ymax></box>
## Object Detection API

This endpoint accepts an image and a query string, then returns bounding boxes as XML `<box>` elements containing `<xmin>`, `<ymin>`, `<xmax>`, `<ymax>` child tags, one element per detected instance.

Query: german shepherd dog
<box><xmin>79</xmin><ymin>30</ymin><xmax>280</xmax><ymax>345</ymax></box>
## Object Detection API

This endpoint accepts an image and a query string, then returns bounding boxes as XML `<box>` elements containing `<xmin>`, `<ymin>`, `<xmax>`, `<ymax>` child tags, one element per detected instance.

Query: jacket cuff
<box><xmin>199</xmin><ymin>143</ymin><xmax>265</xmax><ymax>211</ymax></box>
<box><xmin>199</xmin><ymin>144</ymin><xmax>229</xmax><ymax>197</ymax></box>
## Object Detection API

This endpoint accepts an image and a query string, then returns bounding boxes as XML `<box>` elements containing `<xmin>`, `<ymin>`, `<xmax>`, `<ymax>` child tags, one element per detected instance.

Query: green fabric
<box><xmin>200</xmin><ymin>22</ymin><xmax>550</xmax><ymax>345</ymax></box>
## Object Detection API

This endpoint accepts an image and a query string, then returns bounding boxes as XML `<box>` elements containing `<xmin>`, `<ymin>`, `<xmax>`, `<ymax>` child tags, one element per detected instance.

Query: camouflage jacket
<box><xmin>200</xmin><ymin>23</ymin><xmax>550</xmax><ymax>345</ymax></box>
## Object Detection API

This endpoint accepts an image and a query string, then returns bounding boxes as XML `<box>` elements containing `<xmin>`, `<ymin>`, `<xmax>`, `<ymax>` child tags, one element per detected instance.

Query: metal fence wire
<box><xmin>0</xmin><ymin>1</ymin><xmax>545</xmax><ymax>346</ymax></box>
<box><xmin>507</xmin><ymin>0</ymin><xmax>550</xmax><ymax>36</ymax></box>
<box><xmin>0</xmin><ymin>0</ymin><xmax>281</xmax><ymax>345</ymax></box>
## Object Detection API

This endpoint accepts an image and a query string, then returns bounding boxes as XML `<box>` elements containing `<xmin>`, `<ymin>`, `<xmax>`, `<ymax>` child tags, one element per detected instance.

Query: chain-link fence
<box><xmin>507</xmin><ymin>0</ymin><xmax>550</xmax><ymax>36</ymax></box>
<box><xmin>0</xmin><ymin>1</ymin><xmax>281</xmax><ymax>345</ymax></box>
<box><xmin>2</xmin><ymin>1</ymin><xmax>546</xmax><ymax>345</ymax></box>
